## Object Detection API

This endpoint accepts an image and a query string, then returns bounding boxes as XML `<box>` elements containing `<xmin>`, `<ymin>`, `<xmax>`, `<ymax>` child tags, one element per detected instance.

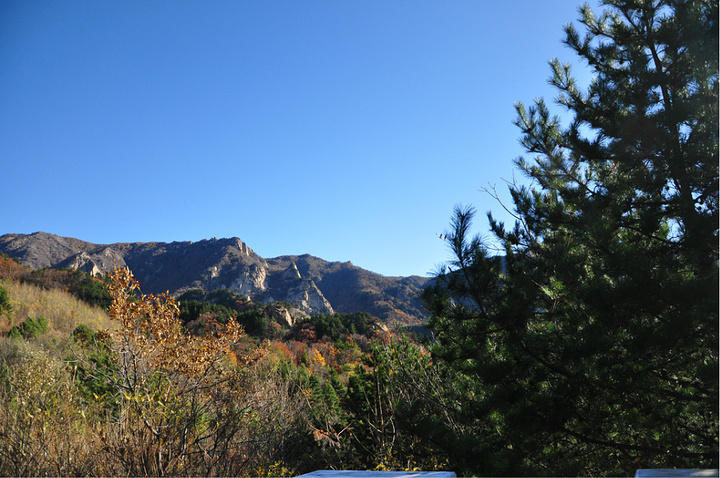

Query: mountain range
<box><xmin>0</xmin><ymin>232</ymin><xmax>430</xmax><ymax>324</ymax></box>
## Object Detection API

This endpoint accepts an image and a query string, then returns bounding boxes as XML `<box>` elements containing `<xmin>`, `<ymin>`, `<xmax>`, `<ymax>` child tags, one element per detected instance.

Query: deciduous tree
<box><xmin>97</xmin><ymin>268</ymin><xmax>252</xmax><ymax>476</ymax></box>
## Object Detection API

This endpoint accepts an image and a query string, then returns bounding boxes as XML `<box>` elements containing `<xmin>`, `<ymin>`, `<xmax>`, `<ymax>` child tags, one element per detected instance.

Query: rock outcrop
<box><xmin>226</xmin><ymin>263</ymin><xmax>268</xmax><ymax>296</ymax></box>
<box><xmin>57</xmin><ymin>252</ymin><xmax>104</xmax><ymax>277</ymax></box>
<box><xmin>266</xmin><ymin>303</ymin><xmax>296</xmax><ymax>328</ymax></box>
<box><xmin>283</xmin><ymin>278</ymin><xmax>335</xmax><ymax>315</ymax></box>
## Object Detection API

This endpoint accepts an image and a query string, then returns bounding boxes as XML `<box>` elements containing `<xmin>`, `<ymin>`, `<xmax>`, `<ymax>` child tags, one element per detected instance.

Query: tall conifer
<box><xmin>424</xmin><ymin>0</ymin><xmax>718</xmax><ymax>475</ymax></box>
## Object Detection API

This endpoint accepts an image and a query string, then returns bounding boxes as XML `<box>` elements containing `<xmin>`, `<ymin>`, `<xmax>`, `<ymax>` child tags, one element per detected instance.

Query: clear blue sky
<box><xmin>1</xmin><ymin>0</ymin><xmax>597</xmax><ymax>277</ymax></box>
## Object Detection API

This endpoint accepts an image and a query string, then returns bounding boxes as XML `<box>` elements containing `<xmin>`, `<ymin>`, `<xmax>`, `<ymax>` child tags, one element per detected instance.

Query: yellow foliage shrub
<box><xmin>310</xmin><ymin>348</ymin><xmax>326</xmax><ymax>367</ymax></box>
<box><xmin>107</xmin><ymin>267</ymin><xmax>246</xmax><ymax>376</ymax></box>
<box><xmin>99</xmin><ymin>268</ymin><xmax>259</xmax><ymax>476</ymax></box>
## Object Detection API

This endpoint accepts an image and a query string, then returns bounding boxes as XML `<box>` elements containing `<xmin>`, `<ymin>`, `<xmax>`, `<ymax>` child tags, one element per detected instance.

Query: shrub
<box><xmin>70</xmin><ymin>324</ymin><xmax>118</xmax><ymax>408</ymax></box>
<box><xmin>0</xmin><ymin>341</ymin><xmax>101</xmax><ymax>476</ymax></box>
<box><xmin>0</xmin><ymin>285</ymin><xmax>11</xmax><ymax>320</ymax></box>
<box><xmin>8</xmin><ymin>316</ymin><xmax>48</xmax><ymax>340</ymax></box>
<box><xmin>98</xmin><ymin>267</ymin><xmax>254</xmax><ymax>476</ymax></box>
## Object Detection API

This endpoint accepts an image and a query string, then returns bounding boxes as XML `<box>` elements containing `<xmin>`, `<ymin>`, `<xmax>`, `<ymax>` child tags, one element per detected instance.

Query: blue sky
<box><xmin>1</xmin><ymin>0</ymin><xmax>597</xmax><ymax>277</ymax></box>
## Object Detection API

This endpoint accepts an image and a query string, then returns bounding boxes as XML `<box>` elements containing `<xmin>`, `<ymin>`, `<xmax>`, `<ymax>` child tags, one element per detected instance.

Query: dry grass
<box><xmin>0</xmin><ymin>279</ymin><xmax>114</xmax><ymax>336</ymax></box>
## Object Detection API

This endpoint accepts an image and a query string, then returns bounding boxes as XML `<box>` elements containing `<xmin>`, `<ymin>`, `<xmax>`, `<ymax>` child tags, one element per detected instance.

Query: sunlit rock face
<box><xmin>266</xmin><ymin>303</ymin><xmax>296</xmax><ymax>328</ymax></box>
<box><xmin>284</xmin><ymin>278</ymin><xmax>335</xmax><ymax>316</ymax></box>
<box><xmin>58</xmin><ymin>252</ymin><xmax>101</xmax><ymax>276</ymax></box>
<box><xmin>262</xmin><ymin>262</ymin><xmax>334</xmax><ymax>315</ymax></box>
<box><xmin>226</xmin><ymin>263</ymin><xmax>268</xmax><ymax>296</ymax></box>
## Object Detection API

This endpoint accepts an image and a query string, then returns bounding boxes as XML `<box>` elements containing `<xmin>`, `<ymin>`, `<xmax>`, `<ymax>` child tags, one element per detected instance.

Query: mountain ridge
<box><xmin>0</xmin><ymin>232</ymin><xmax>430</xmax><ymax>324</ymax></box>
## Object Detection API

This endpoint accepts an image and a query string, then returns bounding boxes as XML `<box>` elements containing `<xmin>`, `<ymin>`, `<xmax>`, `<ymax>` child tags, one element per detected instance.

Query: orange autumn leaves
<box><xmin>107</xmin><ymin>267</ymin><xmax>247</xmax><ymax>377</ymax></box>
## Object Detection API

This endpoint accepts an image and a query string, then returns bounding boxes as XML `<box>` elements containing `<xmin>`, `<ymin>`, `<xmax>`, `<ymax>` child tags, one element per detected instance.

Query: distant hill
<box><xmin>0</xmin><ymin>232</ymin><xmax>430</xmax><ymax>324</ymax></box>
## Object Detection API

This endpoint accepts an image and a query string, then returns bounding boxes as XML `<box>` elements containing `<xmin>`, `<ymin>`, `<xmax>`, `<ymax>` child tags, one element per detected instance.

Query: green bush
<box><xmin>71</xmin><ymin>324</ymin><xmax>118</xmax><ymax>409</ymax></box>
<box><xmin>306</xmin><ymin>312</ymin><xmax>374</xmax><ymax>342</ymax></box>
<box><xmin>236</xmin><ymin>308</ymin><xmax>271</xmax><ymax>338</ymax></box>
<box><xmin>0</xmin><ymin>285</ymin><xmax>12</xmax><ymax>320</ymax></box>
<box><xmin>8</xmin><ymin>316</ymin><xmax>48</xmax><ymax>340</ymax></box>
<box><xmin>178</xmin><ymin>299</ymin><xmax>235</xmax><ymax>325</ymax></box>
<box><xmin>69</xmin><ymin>271</ymin><xmax>113</xmax><ymax>309</ymax></box>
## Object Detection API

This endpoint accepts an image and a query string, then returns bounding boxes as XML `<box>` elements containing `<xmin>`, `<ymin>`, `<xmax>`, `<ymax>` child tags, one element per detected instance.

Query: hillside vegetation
<box><xmin>0</xmin><ymin>262</ymin><xmax>447</xmax><ymax>476</ymax></box>
<box><xmin>0</xmin><ymin>280</ymin><xmax>113</xmax><ymax>336</ymax></box>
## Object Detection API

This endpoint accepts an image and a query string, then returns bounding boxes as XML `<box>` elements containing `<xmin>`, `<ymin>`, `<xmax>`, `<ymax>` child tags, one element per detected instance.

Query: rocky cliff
<box><xmin>0</xmin><ymin>232</ymin><xmax>429</xmax><ymax>323</ymax></box>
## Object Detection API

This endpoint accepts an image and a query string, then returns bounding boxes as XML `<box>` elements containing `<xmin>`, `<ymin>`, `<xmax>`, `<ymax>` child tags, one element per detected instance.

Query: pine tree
<box><xmin>424</xmin><ymin>1</ymin><xmax>718</xmax><ymax>475</ymax></box>
<box><xmin>0</xmin><ymin>284</ymin><xmax>12</xmax><ymax>320</ymax></box>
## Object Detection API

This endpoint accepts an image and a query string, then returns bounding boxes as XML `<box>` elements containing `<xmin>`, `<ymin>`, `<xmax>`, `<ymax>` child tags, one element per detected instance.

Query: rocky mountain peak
<box><xmin>0</xmin><ymin>232</ymin><xmax>430</xmax><ymax>323</ymax></box>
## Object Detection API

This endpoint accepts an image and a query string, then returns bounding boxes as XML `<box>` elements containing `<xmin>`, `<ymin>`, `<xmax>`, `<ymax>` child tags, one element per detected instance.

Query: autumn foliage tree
<box><xmin>94</xmin><ymin>267</ymin><xmax>253</xmax><ymax>476</ymax></box>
